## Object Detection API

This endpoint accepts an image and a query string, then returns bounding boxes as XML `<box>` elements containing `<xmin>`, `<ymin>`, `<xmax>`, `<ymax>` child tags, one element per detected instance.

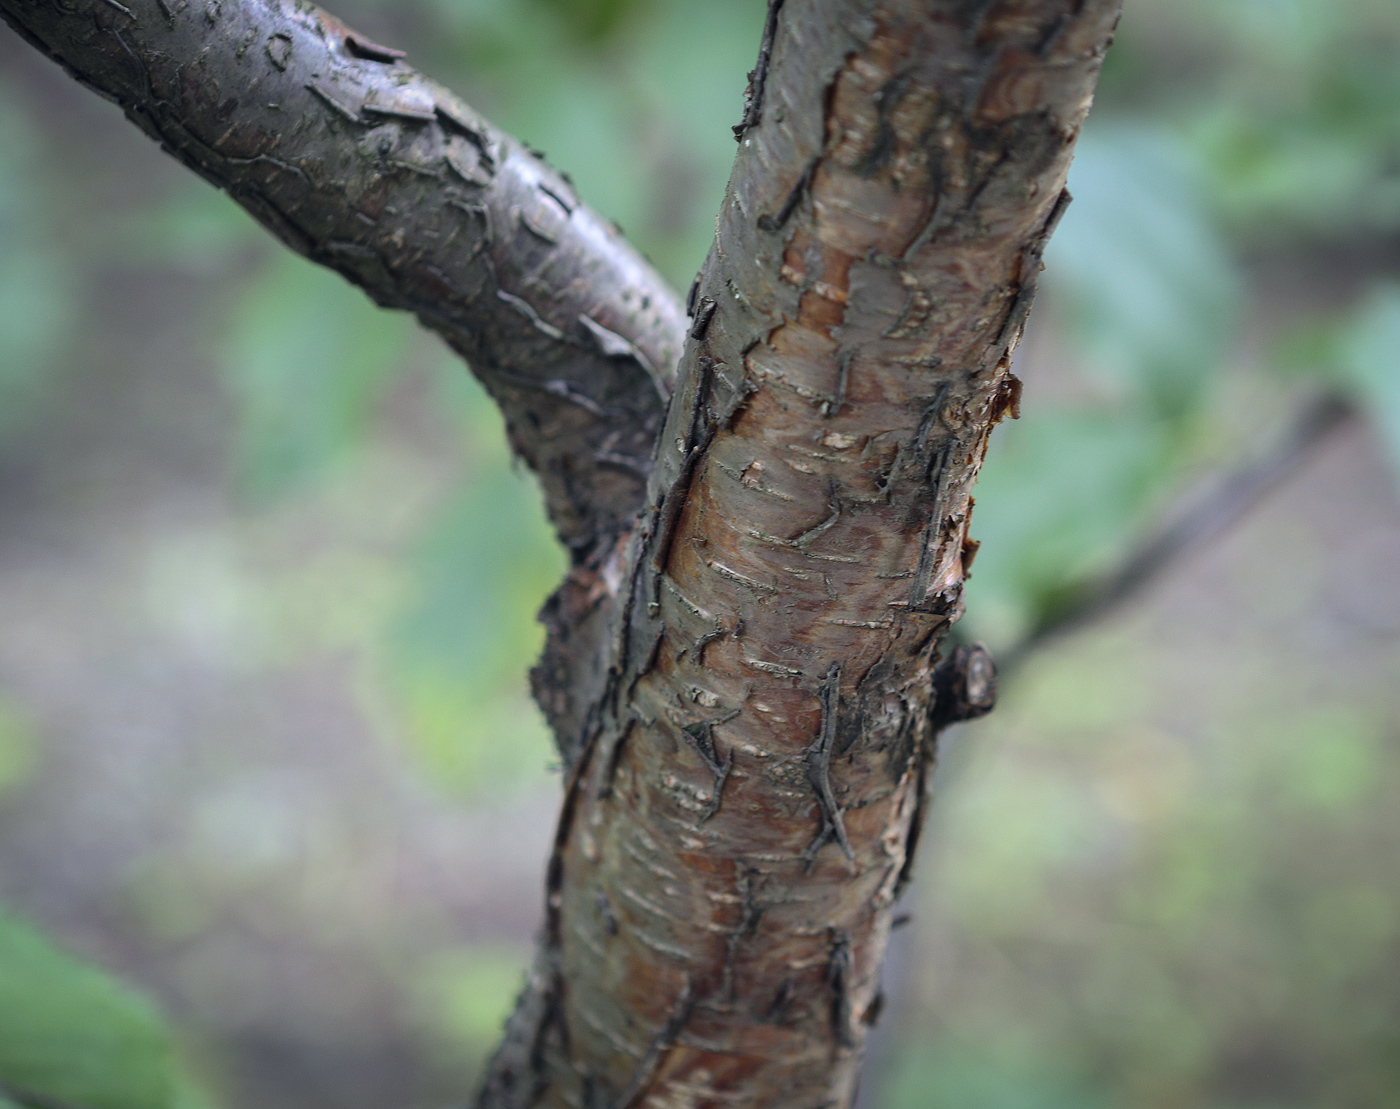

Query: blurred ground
<box><xmin>1</xmin><ymin>2</ymin><xmax>1399</xmax><ymax>1108</ymax></box>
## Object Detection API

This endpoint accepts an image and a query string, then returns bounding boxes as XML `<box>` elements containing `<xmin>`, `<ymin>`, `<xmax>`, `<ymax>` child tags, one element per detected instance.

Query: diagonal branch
<box><xmin>0</xmin><ymin>0</ymin><xmax>686</xmax><ymax>566</ymax></box>
<box><xmin>998</xmin><ymin>388</ymin><xmax>1355</xmax><ymax>674</ymax></box>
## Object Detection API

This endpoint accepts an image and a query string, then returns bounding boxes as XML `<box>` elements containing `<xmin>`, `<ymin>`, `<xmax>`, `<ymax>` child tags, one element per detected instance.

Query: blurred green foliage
<box><xmin>0</xmin><ymin>912</ymin><xmax>210</xmax><ymax>1109</ymax></box>
<box><xmin>224</xmin><ymin>254</ymin><xmax>416</xmax><ymax>502</ymax></box>
<box><xmin>0</xmin><ymin>696</ymin><xmax>38</xmax><ymax>800</ymax></box>
<box><xmin>0</xmin><ymin>89</ymin><xmax>73</xmax><ymax>432</ymax></box>
<box><xmin>0</xmin><ymin>0</ymin><xmax>1397</xmax><ymax>1104</ymax></box>
<box><xmin>889</xmin><ymin>639</ymin><xmax>1400</xmax><ymax>1109</ymax></box>
<box><xmin>1338</xmin><ymin>285</ymin><xmax>1400</xmax><ymax>479</ymax></box>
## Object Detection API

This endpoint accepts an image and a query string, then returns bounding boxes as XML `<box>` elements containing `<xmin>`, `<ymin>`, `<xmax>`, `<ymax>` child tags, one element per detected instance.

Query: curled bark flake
<box><xmin>688</xmin><ymin>296</ymin><xmax>718</xmax><ymax>341</ymax></box>
<box><xmin>495</xmin><ymin>288</ymin><xmax>568</xmax><ymax>342</ymax></box>
<box><xmin>757</xmin><ymin>156</ymin><xmax>817</xmax><ymax>234</ymax></box>
<box><xmin>305</xmin><ymin>79</ymin><xmax>362</xmax><ymax>124</ymax></box>
<box><xmin>580</xmin><ymin>314</ymin><xmax>656</xmax><ymax>378</ymax></box>
<box><xmin>790</xmin><ymin>487</ymin><xmax>842</xmax><ymax>548</ymax></box>
<box><xmin>344</xmin><ymin>31</ymin><xmax>405</xmax><ymax>63</ymax></box>
<box><xmin>823</xmin><ymin>349</ymin><xmax>851</xmax><ymax>418</ymax></box>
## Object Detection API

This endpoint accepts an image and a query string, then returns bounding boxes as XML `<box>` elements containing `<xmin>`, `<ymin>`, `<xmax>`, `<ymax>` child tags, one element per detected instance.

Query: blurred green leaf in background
<box><xmin>0</xmin><ymin>85</ymin><xmax>74</xmax><ymax>438</ymax></box>
<box><xmin>0</xmin><ymin>912</ymin><xmax>212</xmax><ymax>1109</ymax></box>
<box><xmin>1338</xmin><ymin>285</ymin><xmax>1400</xmax><ymax>480</ymax></box>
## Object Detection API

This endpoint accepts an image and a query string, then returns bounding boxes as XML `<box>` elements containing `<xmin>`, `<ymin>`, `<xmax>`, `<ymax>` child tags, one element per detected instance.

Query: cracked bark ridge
<box><xmin>0</xmin><ymin>0</ymin><xmax>688</xmax><ymax>751</ymax></box>
<box><xmin>480</xmin><ymin>1</ymin><xmax>1120</xmax><ymax>1107</ymax></box>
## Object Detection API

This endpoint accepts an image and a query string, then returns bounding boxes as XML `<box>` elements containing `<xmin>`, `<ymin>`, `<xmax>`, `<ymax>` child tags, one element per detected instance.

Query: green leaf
<box><xmin>0</xmin><ymin>91</ymin><xmax>72</xmax><ymax>437</ymax></box>
<box><xmin>962</xmin><ymin>407</ymin><xmax>1171</xmax><ymax>646</ymax></box>
<box><xmin>418</xmin><ymin>944</ymin><xmax>528</xmax><ymax>1046</ymax></box>
<box><xmin>388</xmin><ymin>370</ymin><xmax>565</xmax><ymax>795</ymax></box>
<box><xmin>962</xmin><ymin>126</ymin><xmax>1241</xmax><ymax>645</ymax></box>
<box><xmin>0</xmin><ymin>912</ymin><xmax>174</xmax><ymax>1109</ymax></box>
<box><xmin>886</xmin><ymin>1042</ymin><xmax>1105</xmax><ymax>1109</ymax></box>
<box><xmin>0</xmin><ymin>695</ymin><xmax>39</xmax><ymax>800</ymax></box>
<box><xmin>223</xmin><ymin>252</ymin><xmax>414</xmax><ymax>500</ymax></box>
<box><xmin>1047</xmin><ymin>128</ymin><xmax>1238</xmax><ymax>420</ymax></box>
<box><xmin>1338</xmin><ymin>283</ymin><xmax>1400</xmax><ymax>484</ymax></box>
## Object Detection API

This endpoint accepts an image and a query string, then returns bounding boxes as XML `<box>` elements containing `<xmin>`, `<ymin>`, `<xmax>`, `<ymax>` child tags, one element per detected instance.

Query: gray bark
<box><xmin>0</xmin><ymin>0</ymin><xmax>691</xmax><ymax>746</ymax></box>
<box><xmin>0</xmin><ymin>0</ymin><xmax>685</xmax><ymax>558</ymax></box>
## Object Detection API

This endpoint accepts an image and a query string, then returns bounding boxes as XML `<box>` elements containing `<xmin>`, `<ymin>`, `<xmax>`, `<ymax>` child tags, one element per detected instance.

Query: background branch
<box><xmin>997</xmin><ymin>388</ymin><xmax>1355</xmax><ymax>675</ymax></box>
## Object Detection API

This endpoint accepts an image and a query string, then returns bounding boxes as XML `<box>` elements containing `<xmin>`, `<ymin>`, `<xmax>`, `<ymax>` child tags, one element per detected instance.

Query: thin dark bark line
<box><xmin>998</xmin><ymin>389</ymin><xmax>1355</xmax><ymax>674</ymax></box>
<box><xmin>0</xmin><ymin>0</ymin><xmax>685</xmax><ymax>568</ymax></box>
<box><xmin>732</xmin><ymin>0</ymin><xmax>786</xmax><ymax>141</ymax></box>
<box><xmin>826</xmin><ymin>928</ymin><xmax>854</xmax><ymax>1050</ymax></box>
<box><xmin>609</xmin><ymin>978</ymin><xmax>696</xmax><ymax>1109</ymax></box>
<box><xmin>804</xmin><ymin>661</ymin><xmax>854</xmax><ymax>866</ymax></box>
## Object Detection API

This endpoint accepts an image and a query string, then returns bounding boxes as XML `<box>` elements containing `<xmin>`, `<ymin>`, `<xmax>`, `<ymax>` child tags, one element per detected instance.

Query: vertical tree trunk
<box><xmin>480</xmin><ymin>3</ymin><xmax>1120</xmax><ymax>1107</ymax></box>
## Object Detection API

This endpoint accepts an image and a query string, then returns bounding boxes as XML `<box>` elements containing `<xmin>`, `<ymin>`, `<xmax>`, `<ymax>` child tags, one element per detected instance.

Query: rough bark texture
<box><xmin>3</xmin><ymin>0</ymin><xmax>1121</xmax><ymax>1105</ymax></box>
<box><xmin>480</xmin><ymin>2</ymin><xmax>1120</xmax><ymax>1107</ymax></box>
<box><xmin>0</xmin><ymin>0</ymin><xmax>684</xmax><ymax>548</ymax></box>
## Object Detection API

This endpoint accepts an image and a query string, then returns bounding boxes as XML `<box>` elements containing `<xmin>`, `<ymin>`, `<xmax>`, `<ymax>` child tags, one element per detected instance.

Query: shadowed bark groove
<box><xmin>0</xmin><ymin>0</ymin><xmax>688</xmax><ymax>748</ymax></box>
<box><xmin>481</xmin><ymin>2</ymin><xmax>1121</xmax><ymax>1107</ymax></box>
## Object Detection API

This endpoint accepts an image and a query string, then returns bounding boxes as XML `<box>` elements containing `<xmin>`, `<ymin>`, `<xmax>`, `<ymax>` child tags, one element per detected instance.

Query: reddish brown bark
<box><xmin>481</xmin><ymin>2</ymin><xmax>1121</xmax><ymax>1107</ymax></box>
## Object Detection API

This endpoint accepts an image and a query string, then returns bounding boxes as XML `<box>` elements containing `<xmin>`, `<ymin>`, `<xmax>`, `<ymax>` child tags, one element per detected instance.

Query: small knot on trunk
<box><xmin>930</xmin><ymin>642</ymin><xmax>998</xmax><ymax>730</ymax></box>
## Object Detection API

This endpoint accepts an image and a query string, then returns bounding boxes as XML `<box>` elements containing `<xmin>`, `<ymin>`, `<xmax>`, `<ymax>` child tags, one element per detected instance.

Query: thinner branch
<box><xmin>999</xmin><ymin>389</ymin><xmax>1354</xmax><ymax>675</ymax></box>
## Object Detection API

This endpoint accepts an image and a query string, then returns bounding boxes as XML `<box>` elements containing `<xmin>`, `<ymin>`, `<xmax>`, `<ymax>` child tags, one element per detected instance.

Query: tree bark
<box><xmin>1</xmin><ymin>0</ymin><xmax>1121</xmax><ymax>1105</ymax></box>
<box><xmin>480</xmin><ymin>2</ymin><xmax>1119</xmax><ymax>1106</ymax></box>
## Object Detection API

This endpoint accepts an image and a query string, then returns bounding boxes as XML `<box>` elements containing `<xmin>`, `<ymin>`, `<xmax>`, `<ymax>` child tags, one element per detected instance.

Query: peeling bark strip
<box><xmin>483</xmin><ymin>2</ymin><xmax>1120</xmax><ymax>1107</ymax></box>
<box><xmin>0</xmin><ymin>0</ymin><xmax>684</xmax><ymax>566</ymax></box>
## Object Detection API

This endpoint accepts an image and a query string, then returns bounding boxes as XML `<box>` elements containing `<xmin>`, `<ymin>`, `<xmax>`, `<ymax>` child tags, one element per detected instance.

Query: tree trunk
<box><xmin>0</xmin><ymin>0</ymin><xmax>1121</xmax><ymax>1106</ymax></box>
<box><xmin>479</xmin><ymin>3</ymin><xmax>1119</xmax><ymax>1105</ymax></box>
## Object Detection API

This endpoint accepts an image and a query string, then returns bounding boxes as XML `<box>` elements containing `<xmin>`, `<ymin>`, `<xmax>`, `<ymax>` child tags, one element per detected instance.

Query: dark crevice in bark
<box><xmin>732</xmin><ymin>0</ymin><xmax>787</xmax><ymax>141</ymax></box>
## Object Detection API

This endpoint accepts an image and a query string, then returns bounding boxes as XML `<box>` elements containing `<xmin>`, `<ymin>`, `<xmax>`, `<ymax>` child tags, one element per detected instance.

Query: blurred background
<box><xmin>0</xmin><ymin>0</ymin><xmax>1398</xmax><ymax>1106</ymax></box>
